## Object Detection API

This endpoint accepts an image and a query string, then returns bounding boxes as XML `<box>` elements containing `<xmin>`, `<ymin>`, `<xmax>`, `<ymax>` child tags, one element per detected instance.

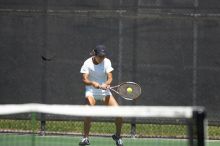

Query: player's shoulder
<box><xmin>104</xmin><ymin>57</ymin><xmax>111</xmax><ymax>62</ymax></box>
<box><xmin>103</xmin><ymin>58</ymin><xmax>112</xmax><ymax>67</ymax></box>
<box><xmin>84</xmin><ymin>57</ymin><xmax>93</xmax><ymax>64</ymax></box>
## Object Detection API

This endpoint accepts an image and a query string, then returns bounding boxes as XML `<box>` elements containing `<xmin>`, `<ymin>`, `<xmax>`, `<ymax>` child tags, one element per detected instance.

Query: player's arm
<box><xmin>105</xmin><ymin>72</ymin><xmax>113</xmax><ymax>85</ymax></box>
<box><xmin>82</xmin><ymin>73</ymin><xmax>100</xmax><ymax>88</ymax></box>
<box><xmin>100</xmin><ymin>72</ymin><xmax>112</xmax><ymax>89</ymax></box>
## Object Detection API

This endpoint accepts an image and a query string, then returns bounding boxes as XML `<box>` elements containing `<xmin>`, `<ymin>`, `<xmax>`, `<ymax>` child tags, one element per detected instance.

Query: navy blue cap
<box><xmin>94</xmin><ymin>45</ymin><xmax>107</xmax><ymax>56</ymax></box>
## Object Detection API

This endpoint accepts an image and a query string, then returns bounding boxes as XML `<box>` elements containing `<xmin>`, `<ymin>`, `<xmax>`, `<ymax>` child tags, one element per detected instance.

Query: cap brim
<box><xmin>96</xmin><ymin>52</ymin><xmax>106</xmax><ymax>56</ymax></box>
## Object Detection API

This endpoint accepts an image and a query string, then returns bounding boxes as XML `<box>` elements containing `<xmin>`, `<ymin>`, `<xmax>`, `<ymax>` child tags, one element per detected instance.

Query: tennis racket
<box><xmin>108</xmin><ymin>82</ymin><xmax>141</xmax><ymax>100</ymax></box>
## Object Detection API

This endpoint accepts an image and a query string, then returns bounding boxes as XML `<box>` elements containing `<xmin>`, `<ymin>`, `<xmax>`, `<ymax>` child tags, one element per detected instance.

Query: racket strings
<box><xmin>117</xmin><ymin>83</ymin><xmax>141</xmax><ymax>100</ymax></box>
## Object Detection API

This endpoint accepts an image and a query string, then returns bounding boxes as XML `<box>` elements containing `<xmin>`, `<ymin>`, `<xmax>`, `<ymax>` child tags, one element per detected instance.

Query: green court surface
<box><xmin>0</xmin><ymin>134</ymin><xmax>220</xmax><ymax>146</ymax></box>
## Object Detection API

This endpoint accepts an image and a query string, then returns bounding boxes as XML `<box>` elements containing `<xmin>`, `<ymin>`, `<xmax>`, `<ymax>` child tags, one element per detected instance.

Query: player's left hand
<box><xmin>100</xmin><ymin>84</ymin><xmax>110</xmax><ymax>90</ymax></box>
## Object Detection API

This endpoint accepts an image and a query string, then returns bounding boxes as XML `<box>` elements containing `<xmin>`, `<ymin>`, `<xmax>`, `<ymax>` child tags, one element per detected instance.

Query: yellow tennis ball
<box><xmin>127</xmin><ymin>87</ymin><xmax>133</xmax><ymax>94</ymax></box>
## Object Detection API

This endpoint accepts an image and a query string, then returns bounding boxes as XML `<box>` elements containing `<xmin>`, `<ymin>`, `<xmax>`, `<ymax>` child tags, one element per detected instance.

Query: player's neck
<box><xmin>92</xmin><ymin>57</ymin><xmax>99</xmax><ymax>65</ymax></box>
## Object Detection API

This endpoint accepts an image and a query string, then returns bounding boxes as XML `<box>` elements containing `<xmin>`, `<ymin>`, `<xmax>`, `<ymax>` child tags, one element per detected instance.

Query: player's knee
<box><xmin>115</xmin><ymin>117</ymin><xmax>123</xmax><ymax>123</ymax></box>
<box><xmin>85</xmin><ymin>117</ymin><xmax>92</xmax><ymax>123</ymax></box>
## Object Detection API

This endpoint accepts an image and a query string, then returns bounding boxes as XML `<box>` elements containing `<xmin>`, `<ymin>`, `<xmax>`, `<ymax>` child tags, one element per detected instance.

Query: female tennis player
<box><xmin>79</xmin><ymin>45</ymin><xmax>123</xmax><ymax>146</ymax></box>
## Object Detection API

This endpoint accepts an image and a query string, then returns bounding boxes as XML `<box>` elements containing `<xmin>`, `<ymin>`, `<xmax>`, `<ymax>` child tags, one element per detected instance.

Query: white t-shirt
<box><xmin>80</xmin><ymin>57</ymin><xmax>114</xmax><ymax>96</ymax></box>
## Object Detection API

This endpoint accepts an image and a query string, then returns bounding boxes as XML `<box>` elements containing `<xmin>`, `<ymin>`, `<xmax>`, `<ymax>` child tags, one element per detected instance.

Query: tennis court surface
<box><xmin>1</xmin><ymin>134</ymin><xmax>220</xmax><ymax>146</ymax></box>
<box><xmin>0</xmin><ymin>135</ymin><xmax>190</xmax><ymax>146</ymax></box>
<box><xmin>0</xmin><ymin>104</ymin><xmax>210</xmax><ymax>146</ymax></box>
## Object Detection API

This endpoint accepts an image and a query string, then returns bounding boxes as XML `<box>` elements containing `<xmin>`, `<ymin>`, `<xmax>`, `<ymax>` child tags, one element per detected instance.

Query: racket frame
<box><xmin>109</xmin><ymin>82</ymin><xmax>141</xmax><ymax>100</ymax></box>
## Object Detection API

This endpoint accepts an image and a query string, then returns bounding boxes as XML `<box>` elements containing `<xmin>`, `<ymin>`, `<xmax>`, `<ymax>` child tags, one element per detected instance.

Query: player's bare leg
<box><xmin>104</xmin><ymin>95</ymin><xmax>123</xmax><ymax>146</ymax></box>
<box><xmin>79</xmin><ymin>96</ymin><xmax>96</xmax><ymax>145</ymax></box>
<box><xmin>83</xmin><ymin>96</ymin><xmax>96</xmax><ymax>137</ymax></box>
